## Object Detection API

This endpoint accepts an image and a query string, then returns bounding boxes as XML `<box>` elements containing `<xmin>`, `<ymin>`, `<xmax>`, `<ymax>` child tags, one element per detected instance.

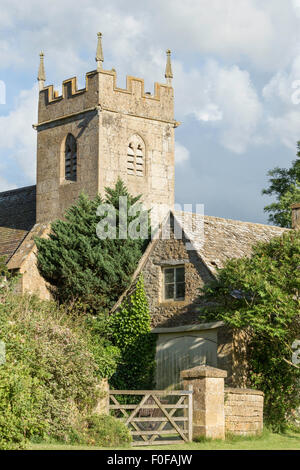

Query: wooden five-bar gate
<box><xmin>109</xmin><ymin>387</ymin><xmax>193</xmax><ymax>446</ymax></box>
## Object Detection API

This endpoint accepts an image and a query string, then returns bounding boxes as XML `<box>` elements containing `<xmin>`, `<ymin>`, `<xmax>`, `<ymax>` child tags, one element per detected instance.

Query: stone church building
<box><xmin>0</xmin><ymin>34</ymin><xmax>297</xmax><ymax>388</ymax></box>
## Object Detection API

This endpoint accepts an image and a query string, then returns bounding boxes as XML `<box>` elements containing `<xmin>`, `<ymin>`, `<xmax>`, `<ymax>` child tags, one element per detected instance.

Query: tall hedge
<box><xmin>0</xmin><ymin>287</ymin><xmax>101</xmax><ymax>448</ymax></box>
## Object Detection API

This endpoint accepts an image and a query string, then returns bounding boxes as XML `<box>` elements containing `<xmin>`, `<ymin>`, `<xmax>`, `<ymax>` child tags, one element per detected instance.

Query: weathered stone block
<box><xmin>224</xmin><ymin>388</ymin><xmax>264</xmax><ymax>436</ymax></box>
<box><xmin>181</xmin><ymin>365</ymin><xmax>226</xmax><ymax>440</ymax></box>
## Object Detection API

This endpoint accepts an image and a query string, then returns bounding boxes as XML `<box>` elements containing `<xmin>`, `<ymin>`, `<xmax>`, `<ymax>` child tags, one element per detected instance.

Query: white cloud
<box><xmin>175</xmin><ymin>142</ymin><xmax>190</xmax><ymax>165</ymax></box>
<box><xmin>262</xmin><ymin>51</ymin><xmax>300</xmax><ymax>149</ymax></box>
<box><xmin>0</xmin><ymin>1</ymin><xmax>147</xmax><ymax>83</ymax></box>
<box><xmin>0</xmin><ymin>86</ymin><xmax>38</xmax><ymax>183</ymax></box>
<box><xmin>0</xmin><ymin>0</ymin><xmax>299</xmax><ymax>195</ymax></box>
<box><xmin>263</xmin><ymin>54</ymin><xmax>300</xmax><ymax>106</ymax></box>
<box><xmin>0</xmin><ymin>176</ymin><xmax>16</xmax><ymax>193</ymax></box>
<box><xmin>292</xmin><ymin>0</ymin><xmax>300</xmax><ymax>16</ymax></box>
<box><xmin>151</xmin><ymin>0</ymin><xmax>299</xmax><ymax>71</ymax></box>
<box><xmin>266</xmin><ymin>111</ymin><xmax>300</xmax><ymax>150</ymax></box>
<box><xmin>194</xmin><ymin>104</ymin><xmax>223</xmax><ymax>123</ymax></box>
<box><xmin>173</xmin><ymin>60</ymin><xmax>263</xmax><ymax>154</ymax></box>
<box><xmin>0</xmin><ymin>0</ymin><xmax>298</xmax><ymax>78</ymax></box>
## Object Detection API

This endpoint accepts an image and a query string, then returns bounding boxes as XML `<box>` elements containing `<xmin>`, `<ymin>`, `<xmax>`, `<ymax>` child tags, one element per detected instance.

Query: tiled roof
<box><xmin>174</xmin><ymin>211</ymin><xmax>288</xmax><ymax>274</ymax></box>
<box><xmin>0</xmin><ymin>186</ymin><xmax>36</xmax><ymax>262</ymax></box>
<box><xmin>111</xmin><ymin>211</ymin><xmax>289</xmax><ymax>313</ymax></box>
<box><xmin>7</xmin><ymin>223</ymin><xmax>49</xmax><ymax>270</ymax></box>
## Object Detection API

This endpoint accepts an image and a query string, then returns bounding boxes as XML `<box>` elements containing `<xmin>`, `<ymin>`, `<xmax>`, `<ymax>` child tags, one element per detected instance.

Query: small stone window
<box><xmin>65</xmin><ymin>133</ymin><xmax>77</xmax><ymax>181</ymax></box>
<box><xmin>163</xmin><ymin>266</ymin><xmax>185</xmax><ymax>301</ymax></box>
<box><xmin>127</xmin><ymin>135</ymin><xmax>145</xmax><ymax>177</ymax></box>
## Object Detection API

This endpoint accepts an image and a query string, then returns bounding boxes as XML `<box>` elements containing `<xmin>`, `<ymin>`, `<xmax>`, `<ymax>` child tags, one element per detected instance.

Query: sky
<box><xmin>1</xmin><ymin>0</ymin><xmax>300</xmax><ymax>224</ymax></box>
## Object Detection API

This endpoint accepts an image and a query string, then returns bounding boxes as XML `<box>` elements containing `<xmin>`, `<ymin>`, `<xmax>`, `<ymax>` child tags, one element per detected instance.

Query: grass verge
<box><xmin>28</xmin><ymin>429</ymin><xmax>300</xmax><ymax>451</ymax></box>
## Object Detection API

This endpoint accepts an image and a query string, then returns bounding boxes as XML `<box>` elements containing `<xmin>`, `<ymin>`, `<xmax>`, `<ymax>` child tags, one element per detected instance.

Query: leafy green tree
<box><xmin>262</xmin><ymin>143</ymin><xmax>300</xmax><ymax>227</ymax></box>
<box><xmin>109</xmin><ymin>276</ymin><xmax>156</xmax><ymax>390</ymax></box>
<box><xmin>0</xmin><ymin>255</ymin><xmax>14</xmax><ymax>299</ymax></box>
<box><xmin>199</xmin><ymin>231</ymin><xmax>300</xmax><ymax>431</ymax></box>
<box><xmin>35</xmin><ymin>179</ymin><xmax>149</xmax><ymax>313</ymax></box>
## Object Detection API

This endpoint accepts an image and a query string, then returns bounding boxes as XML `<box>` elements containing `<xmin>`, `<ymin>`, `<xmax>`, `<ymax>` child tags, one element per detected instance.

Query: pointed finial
<box><xmin>96</xmin><ymin>32</ymin><xmax>104</xmax><ymax>71</ymax></box>
<box><xmin>165</xmin><ymin>49</ymin><xmax>173</xmax><ymax>86</ymax></box>
<box><xmin>37</xmin><ymin>51</ymin><xmax>46</xmax><ymax>91</ymax></box>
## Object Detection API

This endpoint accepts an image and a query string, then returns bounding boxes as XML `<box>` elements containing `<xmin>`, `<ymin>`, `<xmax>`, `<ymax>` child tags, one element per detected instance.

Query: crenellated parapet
<box><xmin>37</xmin><ymin>70</ymin><xmax>99</xmax><ymax>125</ymax></box>
<box><xmin>98</xmin><ymin>68</ymin><xmax>175</xmax><ymax>124</ymax></box>
<box><xmin>37</xmin><ymin>67</ymin><xmax>177</xmax><ymax>127</ymax></box>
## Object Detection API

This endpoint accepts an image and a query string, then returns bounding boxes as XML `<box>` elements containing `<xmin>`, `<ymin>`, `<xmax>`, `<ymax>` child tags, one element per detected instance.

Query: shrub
<box><xmin>0</xmin><ymin>363</ymin><xmax>46</xmax><ymax>450</ymax></box>
<box><xmin>79</xmin><ymin>414</ymin><xmax>132</xmax><ymax>447</ymax></box>
<box><xmin>0</xmin><ymin>290</ymin><xmax>101</xmax><ymax>446</ymax></box>
<box><xmin>199</xmin><ymin>230</ymin><xmax>300</xmax><ymax>431</ymax></box>
<box><xmin>85</xmin><ymin>314</ymin><xmax>121</xmax><ymax>380</ymax></box>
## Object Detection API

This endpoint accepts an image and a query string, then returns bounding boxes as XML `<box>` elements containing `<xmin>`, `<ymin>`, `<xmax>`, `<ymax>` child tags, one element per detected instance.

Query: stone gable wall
<box><xmin>19</xmin><ymin>249</ymin><xmax>51</xmax><ymax>300</ymax></box>
<box><xmin>141</xmin><ymin>230</ymin><xmax>248</xmax><ymax>386</ymax></box>
<box><xmin>141</xmin><ymin>233</ymin><xmax>214</xmax><ymax>328</ymax></box>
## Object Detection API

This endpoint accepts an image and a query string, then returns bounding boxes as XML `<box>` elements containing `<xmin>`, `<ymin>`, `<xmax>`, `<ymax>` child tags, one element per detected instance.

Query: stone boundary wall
<box><xmin>224</xmin><ymin>387</ymin><xmax>264</xmax><ymax>436</ymax></box>
<box><xmin>100</xmin><ymin>369</ymin><xmax>265</xmax><ymax>440</ymax></box>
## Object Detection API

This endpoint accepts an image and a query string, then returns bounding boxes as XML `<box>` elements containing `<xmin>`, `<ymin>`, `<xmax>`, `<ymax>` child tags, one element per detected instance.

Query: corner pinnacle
<box><xmin>96</xmin><ymin>32</ymin><xmax>104</xmax><ymax>71</ymax></box>
<box><xmin>37</xmin><ymin>51</ymin><xmax>46</xmax><ymax>90</ymax></box>
<box><xmin>165</xmin><ymin>49</ymin><xmax>173</xmax><ymax>86</ymax></box>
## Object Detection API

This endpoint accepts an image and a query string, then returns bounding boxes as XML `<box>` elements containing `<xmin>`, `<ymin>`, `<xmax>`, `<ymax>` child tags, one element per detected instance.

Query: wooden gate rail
<box><xmin>109</xmin><ymin>387</ymin><xmax>193</xmax><ymax>446</ymax></box>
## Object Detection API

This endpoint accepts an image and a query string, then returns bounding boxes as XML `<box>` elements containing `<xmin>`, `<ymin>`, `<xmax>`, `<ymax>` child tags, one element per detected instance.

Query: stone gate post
<box><xmin>181</xmin><ymin>365</ymin><xmax>227</xmax><ymax>440</ymax></box>
<box><xmin>94</xmin><ymin>378</ymin><xmax>109</xmax><ymax>415</ymax></box>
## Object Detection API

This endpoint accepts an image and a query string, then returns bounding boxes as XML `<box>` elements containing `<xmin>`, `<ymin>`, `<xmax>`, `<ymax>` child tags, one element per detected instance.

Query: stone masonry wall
<box><xmin>36</xmin><ymin>109</ymin><xmax>100</xmax><ymax>222</ymax></box>
<box><xmin>19</xmin><ymin>249</ymin><xmax>51</xmax><ymax>300</ymax></box>
<box><xmin>36</xmin><ymin>68</ymin><xmax>176</xmax><ymax>223</ymax></box>
<box><xmin>217</xmin><ymin>326</ymin><xmax>234</xmax><ymax>386</ymax></box>
<box><xmin>98</xmin><ymin>110</ymin><xmax>174</xmax><ymax>213</ymax></box>
<box><xmin>224</xmin><ymin>388</ymin><xmax>264</xmax><ymax>436</ymax></box>
<box><xmin>140</xmin><ymin>220</ymin><xmax>245</xmax><ymax>385</ymax></box>
<box><xmin>141</xmin><ymin>230</ymin><xmax>214</xmax><ymax>328</ymax></box>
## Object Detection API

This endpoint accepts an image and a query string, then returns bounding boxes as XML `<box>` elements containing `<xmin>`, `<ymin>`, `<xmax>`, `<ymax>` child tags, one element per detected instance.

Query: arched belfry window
<box><xmin>65</xmin><ymin>134</ymin><xmax>77</xmax><ymax>181</ymax></box>
<box><xmin>127</xmin><ymin>135</ymin><xmax>145</xmax><ymax>177</ymax></box>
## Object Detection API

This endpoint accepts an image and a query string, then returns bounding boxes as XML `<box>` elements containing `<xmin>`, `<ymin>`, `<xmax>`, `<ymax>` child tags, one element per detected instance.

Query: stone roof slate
<box><xmin>7</xmin><ymin>223</ymin><xmax>50</xmax><ymax>271</ymax></box>
<box><xmin>174</xmin><ymin>211</ymin><xmax>288</xmax><ymax>274</ymax></box>
<box><xmin>0</xmin><ymin>185</ymin><xmax>36</xmax><ymax>262</ymax></box>
<box><xmin>111</xmin><ymin>210</ymin><xmax>289</xmax><ymax>313</ymax></box>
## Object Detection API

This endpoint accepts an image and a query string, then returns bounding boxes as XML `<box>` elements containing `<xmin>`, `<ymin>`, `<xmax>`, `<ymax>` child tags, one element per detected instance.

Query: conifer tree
<box><xmin>35</xmin><ymin>179</ymin><xmax>150</xmax><ymax>313</ymax></box>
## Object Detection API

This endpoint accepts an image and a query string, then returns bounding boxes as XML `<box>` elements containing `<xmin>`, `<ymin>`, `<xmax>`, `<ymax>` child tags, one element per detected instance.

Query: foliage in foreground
<box><xmin>109</xmin><ymin>276</ymin><xmax>157</xmax><ymax>390</ymax></box>
<box><xmin>199</xmin><ymin>230</ymin><xmax>300</xmax><ymax>431</ymax></box>
<box><xmin>262</xmin><ymin>142</ymin><xmax>300</xmax><ymax>227</ymax></box>
<box><xmin>0</xmin><ymin>255</ymin><xmax>9</xmax><ymax>279</ymax></box>
<box><xmin>0</xmin><ymin>362</ymin><xmax>45</xmax><ymax>449</ymax></box>
<box><xmin>77</xmin><ymin>414</ymin><xmax>131</xmax><ymax>447</ymax></box>
<box><xmin>0</xmin><ymin>286</ymin><xmax>102</xmax><ymax>449</ymax></box>
<box><xmin>35</xmin><ymin>179</ymin><xmax>149</xmax><ymax>313</ymax></box>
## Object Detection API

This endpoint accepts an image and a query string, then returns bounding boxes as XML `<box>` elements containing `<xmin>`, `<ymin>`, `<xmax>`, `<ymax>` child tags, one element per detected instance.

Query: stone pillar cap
<box><xmin>225</xmin><ymin>387</ymin><xmax>264</xmax><ymax>396</ymax></box>
<box><xmin>181</xmin><ymin>365</ymin><xmax>227</xmax><ymax>379</ymax></box>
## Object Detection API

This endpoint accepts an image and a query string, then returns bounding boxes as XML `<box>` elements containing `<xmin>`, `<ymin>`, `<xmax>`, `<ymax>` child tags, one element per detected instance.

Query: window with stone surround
<box><xmin>65</xmin><ymin>133</ymin><xmax>77</xmax><ymax>182</ymax></box>
<box><xmin>163</xmin><ymin>266</ymin><xmax>185</xmax><ymax>301</ymax></box>
<box><xmin>127</xmin><ymin>135</ymin><xmax>145</xmax><ymax>177</ymax></box>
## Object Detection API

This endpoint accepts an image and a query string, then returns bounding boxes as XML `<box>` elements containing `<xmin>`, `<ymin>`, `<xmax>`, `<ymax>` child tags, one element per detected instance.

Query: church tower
<box><xmin>35</xmin><ymin>34</ymin><xmax>178</xmax><ymax>223</ymax></box>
